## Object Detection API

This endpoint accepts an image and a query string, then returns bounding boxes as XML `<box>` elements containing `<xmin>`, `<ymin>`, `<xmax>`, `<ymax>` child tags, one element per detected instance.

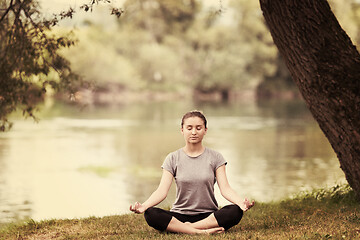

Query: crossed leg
<box><xmin>166</xmin><ymin>215</ymin><xmax>224</xmax><ymax>234</ymax></box>
<box><xmin>144</xmin><ymin>205</ymin><xmax>243</xmax><ymax>234</ymax></box>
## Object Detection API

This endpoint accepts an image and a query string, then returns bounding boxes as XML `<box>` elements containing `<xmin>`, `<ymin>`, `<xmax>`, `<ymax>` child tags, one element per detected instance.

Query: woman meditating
<box><xmin>130</xmin><ymin>110</ymin><xmax>255</xmax><ymax>234</ymax></box>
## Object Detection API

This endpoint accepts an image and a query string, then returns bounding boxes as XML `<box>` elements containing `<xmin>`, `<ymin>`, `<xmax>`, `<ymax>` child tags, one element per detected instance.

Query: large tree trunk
<box><xmin>259</xmin><ymin>0</ymin><xmax>360</xmax><ymax>198</ymax></box>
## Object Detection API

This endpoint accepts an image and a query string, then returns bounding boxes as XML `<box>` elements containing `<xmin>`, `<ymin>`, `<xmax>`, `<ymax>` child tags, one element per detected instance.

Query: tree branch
<box><xmin>0</xmin><ymin>0</ymin><xmax>14</xmax><ymax>23</ymax></box>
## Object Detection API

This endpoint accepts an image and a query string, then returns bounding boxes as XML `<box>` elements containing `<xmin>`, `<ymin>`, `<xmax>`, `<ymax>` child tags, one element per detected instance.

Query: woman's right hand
<box><xmin>129</xmin><ymin>202</ymin><xmax>147</xmax><ymax>214</ymax></box>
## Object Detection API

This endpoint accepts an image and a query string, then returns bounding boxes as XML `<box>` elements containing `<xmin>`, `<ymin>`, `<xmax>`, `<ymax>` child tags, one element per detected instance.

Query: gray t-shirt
<box><xmin>162</xmin><ymin>147</ymin><xmax>227</xmax><ymax>215</ymax></box>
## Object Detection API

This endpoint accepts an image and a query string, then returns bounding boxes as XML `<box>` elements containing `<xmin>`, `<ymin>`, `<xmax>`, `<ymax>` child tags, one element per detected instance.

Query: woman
<box><xmin>130</xmin><ymin>110</ymin><xmax>254</xmax><ymax>234</ymax></box>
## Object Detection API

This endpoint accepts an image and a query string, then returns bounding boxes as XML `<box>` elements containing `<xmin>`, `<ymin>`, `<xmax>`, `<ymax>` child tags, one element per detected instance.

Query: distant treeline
<box><xmin>58</xmin><ymin>0</ymin><xmax>360</xmax><ymax>103</ymax></box>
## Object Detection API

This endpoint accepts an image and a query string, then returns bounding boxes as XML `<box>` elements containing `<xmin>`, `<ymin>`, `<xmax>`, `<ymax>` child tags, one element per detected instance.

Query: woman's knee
<box><xmin>144</xmin><ymin>207</ymin><xmax>156</xmax><ymax>219</ymax></box>
<box><xmin>144</xmin><ymin>207</ymin><xmax>159</xmax><ymax>226</ymax></box>
<box><xmin>215</xmin><ymin>204</ymin><xmax>243</xmax><ymax>230</ymax></box>
<box><xmin>144</xmin><ymin>207</ymin><xmax>172</xmax><ymax>231</ymax></box>
<box><xmin>231</xmin><ymin>205</ymin><xmax>243</xmax><ymax>220</ymax></box>
<box><xmin>225</xmin><ymin>204</ymin><xmax>243</xmax><ymax>223</ymax></box>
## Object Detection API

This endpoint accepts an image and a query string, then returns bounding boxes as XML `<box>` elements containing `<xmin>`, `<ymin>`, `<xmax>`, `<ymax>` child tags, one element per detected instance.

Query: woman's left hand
<box><xmin>240</xmin><ymin>198</ymin><xmax>255</xmax><ymax>212</ymax></box>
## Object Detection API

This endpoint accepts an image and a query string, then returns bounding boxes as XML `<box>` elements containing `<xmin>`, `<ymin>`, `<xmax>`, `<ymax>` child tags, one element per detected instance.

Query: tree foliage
<box><xmin>120</xmin><ymin>0</ymin><xmax>200</xmax><ymax>42</ymax></box>
<box><xmin>0</xmin><ymin>0</ymin><xmax>124</xmax><ymax>131</ymax></box>
<box><xmin>0</xmin><ymin>0</ymin><xmax>77</xmax><ymax>131</ymax></box>
<box><xmin>61</xmin><ymin>0</ymin><xmax>282</xmax><ymax>102</ymax></box>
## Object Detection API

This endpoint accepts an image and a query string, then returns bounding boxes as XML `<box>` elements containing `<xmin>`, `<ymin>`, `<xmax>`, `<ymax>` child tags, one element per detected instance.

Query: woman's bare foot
<box><xmin>185</xmin><ymin>222</ymin><xmax>224</xmax><ymax>234</ymax></box>
<box><xmin>202</xmin><ymin>227</ymin><xmax>225</xmax><ymax>234</ymax></box>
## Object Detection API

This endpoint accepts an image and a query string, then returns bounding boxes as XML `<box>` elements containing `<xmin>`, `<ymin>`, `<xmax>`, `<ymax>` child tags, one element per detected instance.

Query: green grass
<box><xmin>1</xmin><ymin>185</ymin><xmax>359</xmax><ymax>240</ymax></box>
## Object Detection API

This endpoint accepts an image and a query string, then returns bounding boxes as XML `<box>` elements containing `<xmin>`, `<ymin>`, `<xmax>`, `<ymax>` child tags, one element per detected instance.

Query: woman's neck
<box><xmin>183</xmin><ymin>144</ymin><xmax>205</xmax><ymax>157</ymax></box>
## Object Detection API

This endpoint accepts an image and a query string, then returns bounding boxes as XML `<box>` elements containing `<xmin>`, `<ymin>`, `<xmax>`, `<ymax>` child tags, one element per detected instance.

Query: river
<box><xmin>0</xmin><ymin>99</ymin><xmax>345</xmax><ymax>224</ymax></box>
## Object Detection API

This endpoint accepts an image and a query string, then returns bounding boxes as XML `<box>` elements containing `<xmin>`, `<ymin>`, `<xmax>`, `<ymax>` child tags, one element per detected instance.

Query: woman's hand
<box><xmin>129</xmin><ymin>202</ymin><xmax>147</xmax><ymax>214</ymax></box>
<box><xmin>240</xmin><ymin>198</ymin><xmax>255</xmax><ymax>212</ymax></box>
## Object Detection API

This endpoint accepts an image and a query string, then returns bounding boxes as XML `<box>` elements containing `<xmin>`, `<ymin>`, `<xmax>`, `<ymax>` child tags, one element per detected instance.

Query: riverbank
<box><xmin>1</xmin><ymin>185</ymin><xmax>359</xmax><ymax>240</ymax></box>
<box><xmin>55</xmin><ymin>87</ymin><xmax>259</xmax><ymax>107</ymax></box>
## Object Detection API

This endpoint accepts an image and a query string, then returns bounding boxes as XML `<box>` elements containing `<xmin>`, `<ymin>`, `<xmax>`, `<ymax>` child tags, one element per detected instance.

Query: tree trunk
<box><xmin>259</xmin><ymin>0</ymin><xmax>360</xmax><ymax>198</ymax></box>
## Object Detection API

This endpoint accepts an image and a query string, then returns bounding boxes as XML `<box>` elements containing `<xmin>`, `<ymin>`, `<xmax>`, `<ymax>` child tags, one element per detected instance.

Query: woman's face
<box><xmin>181</xmin><ymin>117</ymin><xmax>207</xmax><ymax>144</ymax></box>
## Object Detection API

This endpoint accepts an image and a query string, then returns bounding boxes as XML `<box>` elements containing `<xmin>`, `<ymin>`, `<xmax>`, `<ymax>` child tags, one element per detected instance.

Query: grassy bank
<box><xmin>1</xmin><ymin>185</ymin><xmax>359</xmax><ymax>240</ymax></box>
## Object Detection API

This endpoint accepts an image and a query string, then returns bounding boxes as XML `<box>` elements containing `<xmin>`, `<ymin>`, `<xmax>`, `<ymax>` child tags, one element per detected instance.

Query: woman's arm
<box><xmin>216</xmin><ymin>165</ymin><xmax>254</xmax><ymax>211</ymax></box>
<box><xmin>130</xmin><ymin>169</ymin><xmax>173</xmax><ymax>214</ymax></box>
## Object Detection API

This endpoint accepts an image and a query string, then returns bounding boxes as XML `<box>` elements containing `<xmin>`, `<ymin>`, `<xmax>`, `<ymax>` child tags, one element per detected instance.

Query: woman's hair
<box><xmin>181</xmin><ymin>110</ymin><xmax>207</xmax><ymax>129</ymax></box>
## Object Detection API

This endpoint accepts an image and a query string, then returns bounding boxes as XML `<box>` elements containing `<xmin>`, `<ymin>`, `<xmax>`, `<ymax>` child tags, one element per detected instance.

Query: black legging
<box><xmin>144</xmin><ymin>204</ymin><xmax>243</xmax><ymax>232</ymax></box>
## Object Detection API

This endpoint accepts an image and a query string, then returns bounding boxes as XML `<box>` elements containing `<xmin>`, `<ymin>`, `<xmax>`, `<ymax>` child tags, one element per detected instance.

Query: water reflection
<box><xmin>0</xmin><ymin>137</ymin><xmax>33</xmax><ymax>223</ymax></box>
<box><xmin>0</xmin><ymin>100</ymin><xmax>345</xmax><ymax>224</ymax></box>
